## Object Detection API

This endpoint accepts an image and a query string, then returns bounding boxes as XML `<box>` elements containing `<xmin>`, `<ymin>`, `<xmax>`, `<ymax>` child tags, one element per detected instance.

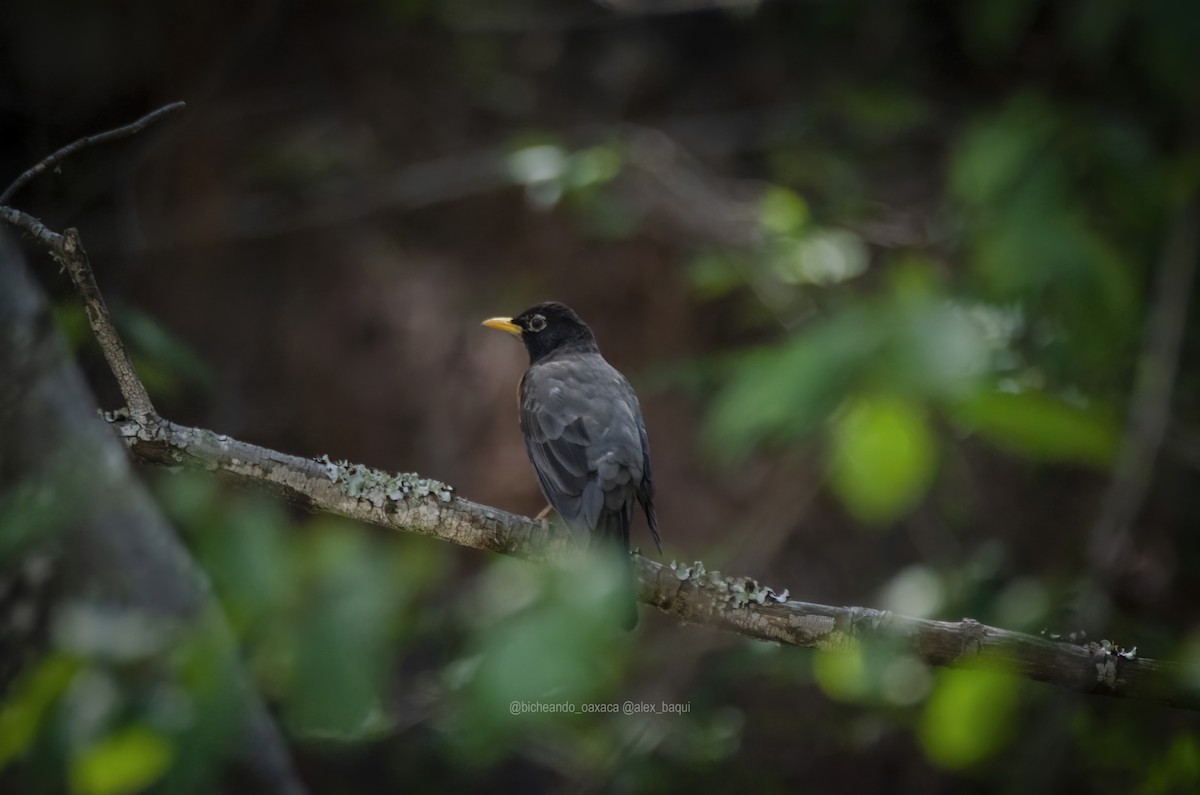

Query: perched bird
<box><xmin>483</xmin><ymin>302</ymin><xmax>660</xmax><ymax>628</ymax></box>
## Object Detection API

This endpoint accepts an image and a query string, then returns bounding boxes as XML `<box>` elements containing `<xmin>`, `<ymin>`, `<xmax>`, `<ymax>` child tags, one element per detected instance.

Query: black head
<box><xmin>482</xmin><ymin>301</ymin><xmax>598</xmax><ymax>364</ymax></box>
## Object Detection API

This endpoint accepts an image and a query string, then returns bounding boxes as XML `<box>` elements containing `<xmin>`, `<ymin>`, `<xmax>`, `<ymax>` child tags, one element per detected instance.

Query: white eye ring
<box><xmin>528</xmin><ymin>314</ymin><xmax>547</xmax><ymax>332</ymax></box>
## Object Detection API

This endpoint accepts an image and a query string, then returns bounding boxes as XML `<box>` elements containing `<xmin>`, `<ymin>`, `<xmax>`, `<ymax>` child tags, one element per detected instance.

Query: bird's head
<box><xmin>482</xmin><ymin>301</ymin><xmax>598</xmax><ymax>364</ymax></box>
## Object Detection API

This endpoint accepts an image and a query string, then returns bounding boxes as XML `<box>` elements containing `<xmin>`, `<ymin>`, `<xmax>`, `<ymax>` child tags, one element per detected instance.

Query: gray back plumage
<box><xmin>519</xmin><ymin>350</ymin><xmax>659</xmax><ymax>553</ymax></box>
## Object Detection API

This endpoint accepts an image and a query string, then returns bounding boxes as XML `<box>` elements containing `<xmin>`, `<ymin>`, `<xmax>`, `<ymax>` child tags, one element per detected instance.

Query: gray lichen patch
<box><xmin>1089</xmin><ymin>639</ymin><xmax>1139</xmax><ymax>687</ymax></box>
<box><xmin>668</xmin><ymin>560</ymin><xmax>791</xmax><ymax>608</ymax></box>
<box><xmin>318</xmin><ymin>455</ymin><xmax>455</xmax><ymax>506</ymax></box>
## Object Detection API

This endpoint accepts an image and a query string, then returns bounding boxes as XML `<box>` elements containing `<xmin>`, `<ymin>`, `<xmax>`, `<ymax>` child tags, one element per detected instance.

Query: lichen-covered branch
<box><xmin>105</xmin><ymin>411</ymin><xmax>1200</xmax><ymax>711</ymax></box>
<box><xmin>60</xmin><ymin>229</ymin><xmax>158</xmax><ymax>419</ymax></box>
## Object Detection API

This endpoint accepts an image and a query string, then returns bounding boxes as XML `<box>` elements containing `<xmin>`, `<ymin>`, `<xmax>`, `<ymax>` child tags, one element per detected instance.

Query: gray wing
<box><xmin>519</xmin><ymin>354</ymin><xmax>645</xmax><ymax>546</ymax></box>
<box><xmin>637</xmin><ymin>419</ymin><xmax>661</xmax><ymax>553</ymax></box>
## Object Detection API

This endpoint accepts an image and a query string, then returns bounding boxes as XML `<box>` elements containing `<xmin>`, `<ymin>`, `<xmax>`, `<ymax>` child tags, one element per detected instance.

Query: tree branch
<box><xmin>0</xmin><ymin>210</ymin><xmax>157</xmax><ymax>420</ymax></box>
<box><xmin>104</xmin><ymin>411</ymin><xmax>1200</xmax><ymax>711</ymax></box>
<box><xmin>0</xmin><ymin>101</ymin><xmax>186</xmax><ymax>205</ymax></box>
<box><xmin>0</xmin><ymin>101</ymin><xmax>187</xmax><ymax>421</ymax></box>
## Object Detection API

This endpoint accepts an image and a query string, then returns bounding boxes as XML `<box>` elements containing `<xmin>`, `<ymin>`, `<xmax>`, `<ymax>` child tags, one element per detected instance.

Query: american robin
<box><xmin>483</xmin><ymin>302</ymin><xmax>660</xmax><ymax>628</ymax></box>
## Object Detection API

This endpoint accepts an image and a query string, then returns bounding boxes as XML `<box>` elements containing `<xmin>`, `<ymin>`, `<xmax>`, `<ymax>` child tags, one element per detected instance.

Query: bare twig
<box><xmin>0</xmin><ymin>101</ymin><xmax>186</xmax><ymax>205</ymax></box>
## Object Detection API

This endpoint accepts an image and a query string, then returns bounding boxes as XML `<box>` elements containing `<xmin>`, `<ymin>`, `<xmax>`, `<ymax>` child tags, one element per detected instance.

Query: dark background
<box><xmin>2</xmin><ymin>0</ymin><xmax>1199</xmax><ymax>792</ymax></box>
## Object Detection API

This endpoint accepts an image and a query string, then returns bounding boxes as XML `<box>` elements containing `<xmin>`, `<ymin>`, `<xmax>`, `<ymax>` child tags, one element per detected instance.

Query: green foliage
<box><xmin>1073</xmin><ymin>709</ymin><xmax>1200</xmax><ymax>793</ymax></box>
<box><xmin>688</xmin><ymin>250</ymin><xmax>745</xmax><ymax>300</ymax></box>
<box><xmin>759</xmin><ymin>187</ymin><xmax>809</xmax><ymax>235</ymax></box>
<box><xmin>69</xmin><ymin>726</ymin><xmax>173</xmax><ymax>795</ymax></box>
<box><xmin>285</xmin><ymin>523</ymin><xmax>405</xmax><ymax>737</ymax></box>
<box><xmin>813</xmin><ymin>641</ymin><xmax>933</xmax><ymax>708</ymax></box>
<box><xmin>0</xmin><ymin>605</ymin><xmax>244</xmax><ymax>795</ymax></box>
<box><xmin>813</xmin><ymin>642</ymin><xmax>870</xmax><ymax>702</ymax></box>
<box><xmin>702</xmin><ymin>262</ymin><xmax>1015</xmax><ymax>522</ymax></box>
<box><xmin>950</xmin><ymin>94</ymin><xmax>1154</xmax><ymax>386</ymax></box>
<box><xmin>828</xmin><ymin>395</ymin><xmax>936</xmax><ymax>524</ymax></box>
<box><xmin>704</xmin><ymin>310</ymin><xmax>886</xmax><ymax>460</ymax></box>
<box><xmin>441</xmin><ymin>554</ymin><xmax>632</xmax><ymax>763</ymax></box>
<box><xmin>954</xmin><ymin>389</ymin><xmax>1119</xmax><ymax>465</ymax></box>
<box><xmin>158</xmin><ymin>473</ymin><xmax>432</xmax><ymax>741</ymax></box>
<box><xmin>48</xmin><ymin>302</ymin><xmax>215</xmax><ymax>402</ymax></box>
<box><xmin>116</xmin><ymin>305</ymin><xmax>215</xmax><ymax>400</ymax></box>
<box><xmin>0</xmin><ymin>655</ymin><xmax>79</xmax><ymax>768</ymax></box>
<box><xmin>698</xmin><ymin>90</ymin><xmax>1159</xmax><ymax>519</ymax></box>
<box><xmin>1141</xmin><ymin>735</ymin><xmax>1200</xmax><ymax>795</ymax></box>
<box><xmin>919</xmin><ymin>668</ymin><xmax>1020</xmax><ymax>769</ymax></box>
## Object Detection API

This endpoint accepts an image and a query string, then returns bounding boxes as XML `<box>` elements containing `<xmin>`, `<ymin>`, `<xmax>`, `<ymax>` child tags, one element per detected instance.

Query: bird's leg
<box><xmin>535</xmin><ymin>503</ymin><xmax>554</xmax><ymax>532</ymax></box>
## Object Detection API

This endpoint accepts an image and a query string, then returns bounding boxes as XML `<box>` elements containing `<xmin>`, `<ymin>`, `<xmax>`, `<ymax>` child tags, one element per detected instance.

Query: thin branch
<box><xmin>0</xmin><ymin>101</ymin><xmax>186</xmax><ymax>204</ymax></box>
<box><xmin>1</xmin><ymin>209</ymin><xmax>155</xmax><ymax>419</ymax></box>
<box><xmin>0</xmin><ymin>207</ymin><xmax>157</xmax><ymax>419</ymax></box>
<box><xmin>105</xmin><ymin>411</ymin><xmax>1200</xmax><ymax>711</ymax></box>
<box><xmin>68</xmin><ymin>230</ymin><xmax>158</xmax><ymax>419</ymax></box>
<box><xmin>0</xmin><ymin>206</ymin><xmax>65</xmax><ymax>249</ymax></box>
<box><xmin>1087</xmin><ymin>202</ymin><xmax>1200</xmax><ymax>594</ymax></box>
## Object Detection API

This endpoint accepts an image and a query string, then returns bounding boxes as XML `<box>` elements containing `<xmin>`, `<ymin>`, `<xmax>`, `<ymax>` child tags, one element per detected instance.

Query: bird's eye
<box><xmin>528</xmin><ymin>314</ymin><xmax>547</xmax><ymax>332</ymax></box>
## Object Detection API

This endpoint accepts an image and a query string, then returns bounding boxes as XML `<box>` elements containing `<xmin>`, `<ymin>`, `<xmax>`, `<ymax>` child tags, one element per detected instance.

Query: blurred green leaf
<box><xmin>766</xmin><ymin>228</ymin><xmax>868</xmax><ymax>287</ymax></box>
<box><xmin>956</xmin><ymin>389</ymin><xmax>1119</xmax><ymax>466</ymax></box>
<box><xmin>759</xmin><ymin>187</ymin><xmax>809</xmax><ymax>235</ymax></box>
<box><xmin>285</xmin><ymin>525</ymin><xmax>403</xmax><ymax>738</ymax></box>
<box><xmin>0</xmin><ymin>655</ymin><xmax>78</xmax><ymax>769</ymax></box>
<box><xmin>565</xmin><ymin>145</ymin><xmax>622</xmax><ymax>190</ymax></box>
<box><xmin>919</xmin><ymin>668</ymin><xmax>1019</xmax><ymax>769</ymax></box>
<box><xmin>837</xmin><ymin>87</ymin><xmax>931</xmax><ymax>135</ymax></box>
<box><xmin>446</xmin><ymin>554</ymin><xmax>630</xmax><ymax>762</ymax></box>
<box><xmin>950</xmin><ymin>95</ymin><xmax>1060</xmax><ymax>207</ymax></box>
<box><xmin>828</xmin><ymin>394</ymin><xmax>937</xmax><ymax>524</ymax></box>
<box><xmin>69</xmin><ymin>726</ymin><xmax>172</xmax><ymax>795</ymax></box>
<box><xmin>193</xmin><ymin>498</ymin><xmax>290</xmax><ymax>636</ymax></box>
<box><xmin>52</xmin><ymin>303</ymin><xmax>91</xmax><ymax>351</ymax></box>
<box><xmin>705</xmin><ymin>310</ymin><xmax>888</xmax><ymax>460</ymax></box>
<box><xmin>950</xmin><ymin>95</ymin><xmax>1145</xmax><ymax>387</ymax></box>
<box><xmin>688</xmin><ymin>250</ymin><xmax>745</xmax><ymax>299</ymax></box>
<box><xmin>161</xmin><ymin>617</ymin><xmax>247</xmax><ymax>793</ymax></box>
<box><xmin>813</xmin><ymin>642</ymin><xmax>870</xmax><ymax>702</ymax></box>
<box><xmin>115</xmin><ymin>305</ymin><xmax>214</xmax><ymax>398</ymax></box>
<box><xmin>1142</xmin><ymin>734</ymin><xmax>1200</xmax><ymax>794</ymax></box>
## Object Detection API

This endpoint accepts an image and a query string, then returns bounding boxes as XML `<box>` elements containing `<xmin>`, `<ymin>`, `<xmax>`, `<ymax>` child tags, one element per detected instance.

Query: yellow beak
<box><xmin>482</xmin><ymin>317</ymin><xmax>522</xmax><ymax>336</ymax></box>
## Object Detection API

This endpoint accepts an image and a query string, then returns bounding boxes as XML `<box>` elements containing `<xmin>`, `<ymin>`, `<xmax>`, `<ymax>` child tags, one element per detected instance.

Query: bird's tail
<box><xmin>594</xmin><ymin>507</ymin><xmax>638</xmax><ymax>630</ymax></box>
